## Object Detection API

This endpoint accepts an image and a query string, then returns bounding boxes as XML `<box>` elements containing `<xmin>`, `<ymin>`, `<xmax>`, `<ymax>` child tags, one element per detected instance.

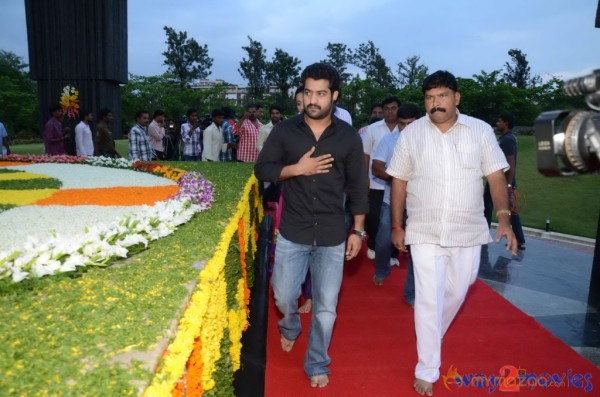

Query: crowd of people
<box><xmin>29</xmin><ymin>62</ymin><xmax>524</xmax><ymax>396</ymax></box>
<box><xmin>37</xmin><ymin>102</ymin><xmax>291</xmax><ymax>165</ymax></box>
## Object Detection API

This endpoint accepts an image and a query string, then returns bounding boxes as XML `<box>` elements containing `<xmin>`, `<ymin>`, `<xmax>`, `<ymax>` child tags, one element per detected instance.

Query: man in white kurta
<box><xmin>386</xmin><ymin>70</ymin><xmax>518</xmax><ymax>396</ymax></box>
<box><xmin>202</xmin><ymin>109</ymin><xmax>226</xmax><ymax>162</ymax></box>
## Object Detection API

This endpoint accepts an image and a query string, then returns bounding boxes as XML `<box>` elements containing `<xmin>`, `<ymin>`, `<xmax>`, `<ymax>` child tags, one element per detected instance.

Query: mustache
<box><xmin>306</xmin><ymin>104</ymin><xmax>321</xmax><ymax>111</ymax></box>
<box><xmin>431</xmin><ymin>107</ymin><xmax>446</xmax><ymax>114</ymax></box>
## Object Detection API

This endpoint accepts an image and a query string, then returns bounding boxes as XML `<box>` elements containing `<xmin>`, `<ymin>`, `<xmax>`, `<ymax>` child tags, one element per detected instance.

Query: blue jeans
<box><xmin>183</xmin><ymin>154</ymin><xmax>199</xmax><ymax>161</ymax></box>
<box><xmin>374</xmin><ymin>202</ymin><xmax>393</xmax><ymax>280</ymax></box>
<box><xmin>375</xmin><ymin>203</ymin><xmax>415</xmax><ymax>301</ymax></box>
<box><xmin>271</xmin><ymin>235</ymin><xmax>345</xmax><ymax>377</ymax></box>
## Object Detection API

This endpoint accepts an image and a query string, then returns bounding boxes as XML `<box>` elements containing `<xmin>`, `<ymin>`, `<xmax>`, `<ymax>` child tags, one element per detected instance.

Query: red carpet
<box><xmin>265</xmin><ymin>246</ymin><xmax>600</xmax><ymax>396</ymax></box>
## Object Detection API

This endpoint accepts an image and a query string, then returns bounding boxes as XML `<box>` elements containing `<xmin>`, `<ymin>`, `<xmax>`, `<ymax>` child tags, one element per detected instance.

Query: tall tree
<box><xmin>396</xmin><ymin>55</ymin><xmax>429</xmax><ymax>88</ymax></box>
<box><xmin>239</xmin><ymin>36</ymin><xmax>269</xmax><ymax>101</ymax></box>
<box><xmin>352</xmin><ymin>41</ymin><xmax>395</xmax><ymax>89</ymax></box>
<box><xmin>162</xmin><ymin>26</ymin><xmax>213</xmax><ymax>88</ymax></box>
<box><xmin>0</xmin><ymin>50</ymin><xmax>37</xmax><ymax>137</ymax></box>
<box><xmin>267</xmin><ymin>48</ymin><xmax>301</xmax><ymax>99</ymax></box>
<box><xmin>321</xmin><ymin>43</ymin><xmax>353</xmax><ymax>85</ymax></box>
<box><xmin>503</xmin><ymin>48</ymin><xmax>541</xmax><ymax>89</ymax></box>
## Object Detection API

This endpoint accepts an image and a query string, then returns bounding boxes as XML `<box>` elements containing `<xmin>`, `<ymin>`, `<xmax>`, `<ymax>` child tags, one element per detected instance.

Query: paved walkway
<box><xmin>480</xmin><ymin>227</ymin><xmax>599</xmax><ymax>367</ymax></box>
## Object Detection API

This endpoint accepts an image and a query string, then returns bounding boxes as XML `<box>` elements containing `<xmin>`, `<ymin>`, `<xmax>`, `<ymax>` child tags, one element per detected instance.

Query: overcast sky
<box><xmin>1</xmin><ymin>0</ymin><xmax>598</xmax><ymax>85</ymax></box>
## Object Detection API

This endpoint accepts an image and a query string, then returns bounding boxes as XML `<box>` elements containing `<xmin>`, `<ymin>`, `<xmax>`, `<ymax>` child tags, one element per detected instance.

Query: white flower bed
<box><xmin>0</xmin><ymin>205</ymin><xmax>145</xmax><ymax>253</ymax></box>
<box><xmin>5</xmin><ymin>163</ymin><xmax>175</xmax><ymax>188</ymax></box>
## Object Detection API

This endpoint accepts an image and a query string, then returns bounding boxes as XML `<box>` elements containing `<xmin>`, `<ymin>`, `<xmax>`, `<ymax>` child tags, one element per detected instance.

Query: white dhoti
<box><xmin>411</xmin><ymin>244</ymin><xmax>481</xmax><ymax>383</ymax></box>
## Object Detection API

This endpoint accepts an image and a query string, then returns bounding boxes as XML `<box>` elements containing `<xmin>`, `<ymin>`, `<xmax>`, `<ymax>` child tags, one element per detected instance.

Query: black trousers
<box><xmin>366</xmin><ymin>188</ymin><xmax>384</xmax><ymax>251</ymax></box>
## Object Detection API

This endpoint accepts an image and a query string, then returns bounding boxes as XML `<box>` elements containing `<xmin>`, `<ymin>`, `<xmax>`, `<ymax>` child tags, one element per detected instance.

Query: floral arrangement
<box><xmin>0</xmin><ymin>158</ymin><xmax>215</xmax><ymax>282</ymax></box>
<box><xmin>0</xmin><ymin>161</ymin><xmax>258</xmax><ymax>396</ymax></box>
<box><xmin>59</xmin><ymin>85</ymin><xmax>80</xmax><ymax>119</ymax></box>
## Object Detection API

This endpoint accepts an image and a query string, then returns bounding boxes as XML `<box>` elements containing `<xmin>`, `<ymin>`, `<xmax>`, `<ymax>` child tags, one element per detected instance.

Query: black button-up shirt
<box><xmin>255</xmin><ymin>114</ymin><xmax>369</xmax><ymax>246</ymax></box>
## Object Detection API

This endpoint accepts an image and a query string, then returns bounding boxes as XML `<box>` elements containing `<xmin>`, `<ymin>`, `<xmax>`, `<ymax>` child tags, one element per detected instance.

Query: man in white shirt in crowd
<box><xmin>256</xmin><ymin>105</ymin><xmax>283</xmax><ymax>153</ymax></box>
<box><xmin>362</xmin><ymin>96</ymin><xmax>401</xmax><ymax>263</ymax></box>
<box><xmin>387</xmin><ymin>70</ymin><xmax>517</xmax><ymax>396</ymax></box>
<box><xmin>357</xmin><ymin>103</ymin><xmax>384</xmax><ymax>137</ymax></box>
<box><xmin>148</xmin><ymin>110</ymin><xmax>166</xmax><ymax>160</ymax></box>
<box><xmin>74</xmin><ymin>109</ymin><xmax>94</xmax><ymax>156</ymax></box>
<box><xmin>202</xmin><ymin>108</ymin><xmax>226</xmax><ymax>161</ymax></box>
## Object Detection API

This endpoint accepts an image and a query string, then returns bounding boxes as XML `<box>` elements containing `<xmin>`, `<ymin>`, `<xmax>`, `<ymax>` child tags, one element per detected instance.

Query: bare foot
<box><xmin>299</xmin><ymin>298</ymin><xmax>312</xmax><ymax>313</ymax></box>
<box><xmin>310</xmin><ymin>374</ymin><xmax>329</xmax><ymax>388</ymax></box>
<box><xmin>413</xmin><ymin>378</ymin><xmax>433</xmax><ymax>396</ymax></box>
<box><xmin>280</xmin><ymin>336</ymin><xmax>295</xmax><ymax>352</ymax></box>
<box><xmin>373</xmin><ymin>276</ymin><xmax>383</xmax><ymax>286</ymax></box>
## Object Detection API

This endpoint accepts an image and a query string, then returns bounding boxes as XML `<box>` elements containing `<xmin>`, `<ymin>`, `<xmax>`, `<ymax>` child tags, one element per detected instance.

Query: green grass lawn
<box><xmin>6</xmin><ymin>137</ymin><xmax>600</xmax><ymax>238</ymax></box>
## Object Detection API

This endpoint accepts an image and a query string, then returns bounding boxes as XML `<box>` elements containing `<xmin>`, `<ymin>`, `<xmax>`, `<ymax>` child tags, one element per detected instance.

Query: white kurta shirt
<box><xmin>74</xmin><ymin>121</ymin><xmax>94</xmax><ymax>156</ymax></box>
<box><xmin>386</xmin><ymin>111</ymin><xmax>508</xmax><ymax>247</ymax></box>
<box><xmin>362</xmin><ymin>119</ymin><xmax>398</xmax><ymax>190</ymax></box>
<box><xmin>202</xmin><ymin>122</ymin><xmax>224</xmax><ymax>161</ymax></box>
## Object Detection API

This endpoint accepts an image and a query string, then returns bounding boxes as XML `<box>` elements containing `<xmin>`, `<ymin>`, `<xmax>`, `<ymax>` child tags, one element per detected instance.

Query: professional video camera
<box><xmin>534</xmin><ymin>69</ymin><xmax>600</xmax><ymax>176</ymax></box>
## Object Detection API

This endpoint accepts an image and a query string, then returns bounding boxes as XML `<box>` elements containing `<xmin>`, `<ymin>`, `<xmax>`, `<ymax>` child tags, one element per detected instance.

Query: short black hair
<box><xmin>79</xmin><ymin>109</ymin><xmax>91</xmax><ymax>120</ymax></box>
<box><xmin>422</xmin><ymin>70</ymin><xmax>458</xmax><ymax>94</ymax></box>
<box><xmin>397</xmin><ymin>103</ymin><xmax>421</xmax><ymax>119</ymax></box>
<box><xmin>269</xmin><ymin>104</ymin><xmax>283</xmax><ymax>113</ymax></box>
<box><xmin>300</xmin><ymin>63</ymin><xmax>341</xmax><ymax>95</ymax></box>
<box><xmin>222</xmin><ymin>107</ymin><xmax>234</xmax><ymax>118</ymax></box>
<box><xmin>211</xmin><ymin>108</ymin><xmax>225</xmax><ymax>118</ymax></box>
<box><xmin>370</xmin><ymin>103</ymin><xmax>383</xmax><ymax>112</ymax></box>
<box><xmin>498</xmin><ymin>113</ymin><xmax>515</xmax><ymax>129</ymax></box>
<box><xmin>98</xmin><ymin>108</ymin><xmax>111</xmax><ymax>119</ymax></box>
<box><xmin>246</xmin><ymin>103</ymin><xmax>258</xmax><ymax>111</ymax></box>
<box><xmin>153</xmin><ymin>109</ymin><xmax>165</xmax><ymax>118</ymax></box>
<box><xmin>295</xmin><ymin>85</ymin><xmax>305</xmax><ymax>97</ymax></box>
<box><xmin>135</xmin><ymin>110</ymin><xmax>149</xmax><ymax>120</ymax></box>
<box><xmin>49</xmin><ymin>104</ymin><xmax>61</xmax><ymax>114</ymax></box>
<box><xmin>186</xmin><ymin>108</ymin><xmax>197</xmax><ymax>117</ymax></box>
<box><xmin>382</xmin><ymin>96</ymin><xmax>401</xmax><ymax>108</ymax></box>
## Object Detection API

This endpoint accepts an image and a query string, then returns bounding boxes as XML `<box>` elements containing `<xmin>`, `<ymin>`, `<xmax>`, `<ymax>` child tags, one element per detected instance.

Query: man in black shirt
<box><xmin>483</xmin><ymin>113</ymin><xmax>526</xmax><ymax>249</ymax></box>
<box><xmin>255</xmin><ymin>63</ymin><xmax>368</xmax><ymax>388</ymax></box>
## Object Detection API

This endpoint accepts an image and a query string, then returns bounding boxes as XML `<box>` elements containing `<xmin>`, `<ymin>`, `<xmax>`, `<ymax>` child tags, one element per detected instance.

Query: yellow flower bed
<box><xmin>0</xmin><ymin>171</ymin><xmax>51</xmax><ymax>181</ymax></box>
<box><xmin>0</xmin><ymin>189</ymin><xmax>59</xmax><ymax>205</ymax></box>
<box><xmin>144</xmin><ymin>175</ymin><xmax>262</xmax><ymax>396</ymax></box>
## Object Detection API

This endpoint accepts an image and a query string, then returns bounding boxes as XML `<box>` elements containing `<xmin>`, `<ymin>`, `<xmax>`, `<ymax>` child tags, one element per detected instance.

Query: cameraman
<box><xmin>484</xmin><ymin>113</ymin><xmax>526</xmax><ymax>249</ymax></box>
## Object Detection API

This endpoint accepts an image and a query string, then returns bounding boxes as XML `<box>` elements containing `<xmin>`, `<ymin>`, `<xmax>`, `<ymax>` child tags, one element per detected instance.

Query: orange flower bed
<box><xmin>33</xmin><ymin>185</ymin><xmax>180</xmax><ymax>206</ymax></box>
<box><xmin>0</xmin><ymin>161</ymin><xmax>31</xmax><ymax>167</ymax></box>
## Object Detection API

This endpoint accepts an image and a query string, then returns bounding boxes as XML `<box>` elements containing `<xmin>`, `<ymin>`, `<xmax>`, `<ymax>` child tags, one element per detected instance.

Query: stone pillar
<box><xmin>24</xmin><ymin>0</ymin><xmax>127</xmax><ymax>138</ymax></box>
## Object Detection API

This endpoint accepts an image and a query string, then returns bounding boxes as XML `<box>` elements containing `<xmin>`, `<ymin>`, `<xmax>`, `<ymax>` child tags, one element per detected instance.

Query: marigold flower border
<box><xmin>144</xmin><ymin>175</ymin><xmax>262</xmax><ymax>396</ymax></box>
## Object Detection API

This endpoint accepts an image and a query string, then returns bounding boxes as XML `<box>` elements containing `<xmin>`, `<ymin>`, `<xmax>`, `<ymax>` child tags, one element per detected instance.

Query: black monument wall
<box><xmin>24</xmin><ymin>0</ymin><xmax>127</xmax><ymax>138</ymax></box>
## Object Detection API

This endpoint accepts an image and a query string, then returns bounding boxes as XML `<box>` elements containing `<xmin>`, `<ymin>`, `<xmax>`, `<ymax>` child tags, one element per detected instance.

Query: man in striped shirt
<box><xmin>128</xmin><ymin>110</ymin><xmax>153</xmax><ymax>161</ymax></box>
<box><xmin>387</xmin><ymin>70</ymin><xmax>518</xmax><ymax>396</ymax></box>
<box><xmin>181</xmin><ymin>108</ymin><xmax>202</xmax><ymax>161</ymax></box>
<box><xmin>234</xmin><ymin>103</ymin><xmax>263</xmax><ymax>162</ymax></box>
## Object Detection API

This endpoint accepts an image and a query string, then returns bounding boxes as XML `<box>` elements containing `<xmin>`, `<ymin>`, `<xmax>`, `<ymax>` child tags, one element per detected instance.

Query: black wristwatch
<box><xmin>352</xmin><ymin>229</ymin><xmax>367</xmax><ymax>240</ymax></box>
